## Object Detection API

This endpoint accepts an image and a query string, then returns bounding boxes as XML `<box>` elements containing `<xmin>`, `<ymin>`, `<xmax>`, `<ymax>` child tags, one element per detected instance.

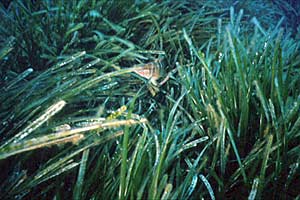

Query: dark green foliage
<box><xmin>0</xmin><ymin>0</ymin><xmax>299</xmax><ymax>199</ymax></box>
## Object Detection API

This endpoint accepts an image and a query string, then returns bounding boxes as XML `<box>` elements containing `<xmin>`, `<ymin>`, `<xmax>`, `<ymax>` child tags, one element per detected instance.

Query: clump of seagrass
<box><xmin>0</xmin><ymin>0</ymin><xmax>300</xmax><ymax>199</ymax></box>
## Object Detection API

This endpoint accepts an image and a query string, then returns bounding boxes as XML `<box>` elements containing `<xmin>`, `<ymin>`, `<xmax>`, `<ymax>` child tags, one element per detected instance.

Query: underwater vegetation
<box><xmin>0</xmin><ymin>0</ymin><xmax>299</xmax><ymax>199</ymax></box>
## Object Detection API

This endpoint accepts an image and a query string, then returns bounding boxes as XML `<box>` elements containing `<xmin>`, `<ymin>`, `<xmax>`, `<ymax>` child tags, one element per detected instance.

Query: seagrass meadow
<box><xmin>0</xmin><ymin>0</ymin><xmax>300</xmax><ymax>199</ymax></box>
